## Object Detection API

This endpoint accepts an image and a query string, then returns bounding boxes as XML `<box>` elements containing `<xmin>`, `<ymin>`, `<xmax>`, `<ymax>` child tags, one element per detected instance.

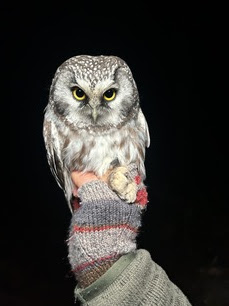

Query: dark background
<box><xmin>4</xmin><ymin>3</ymin><xmax>228</xmax><ymax>306</ymax></box>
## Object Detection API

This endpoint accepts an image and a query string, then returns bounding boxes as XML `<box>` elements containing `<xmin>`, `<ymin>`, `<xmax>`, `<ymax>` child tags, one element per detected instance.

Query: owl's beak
<box><xmin>89</xmin><ymin>100</ymin><xmax>100</xmax><ymax>123</ymax></box>
<box><xmin>91</xmin><ymin>107</ymin><xmax>98</xmax><ymax>123</ymax></box>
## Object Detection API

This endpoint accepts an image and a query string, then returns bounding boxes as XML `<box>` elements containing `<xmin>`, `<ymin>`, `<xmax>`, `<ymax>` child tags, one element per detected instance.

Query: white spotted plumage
<box><xmin>43</xmin><ymin>55</ymin><xmax>150</xmax><ymax>213</ymax></box>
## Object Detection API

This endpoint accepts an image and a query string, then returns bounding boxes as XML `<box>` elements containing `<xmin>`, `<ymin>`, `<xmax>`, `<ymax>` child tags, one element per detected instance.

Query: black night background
<box><xmin>4</xmin><ymin>3</ymin><xmax>228</xmax><ymax>305</ymax></box>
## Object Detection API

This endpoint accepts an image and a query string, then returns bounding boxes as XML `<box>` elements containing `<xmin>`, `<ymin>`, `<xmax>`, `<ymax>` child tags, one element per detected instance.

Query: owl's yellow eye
<box><xmin>72</xmin><ymin>87</ymin><xmax>86</xmax><ymax>101</ymax></box>
<box><xmin>103</xmin><ymin>88</ymin><xmax>116</xmax><ymax>101</ymax></box>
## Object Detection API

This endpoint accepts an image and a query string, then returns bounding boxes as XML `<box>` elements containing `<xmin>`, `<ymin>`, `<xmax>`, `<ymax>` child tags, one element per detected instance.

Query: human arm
<box><xmin>68</xmin><ymin>167</ymin><xmax>192</xmax><ymax>305</ymax></box>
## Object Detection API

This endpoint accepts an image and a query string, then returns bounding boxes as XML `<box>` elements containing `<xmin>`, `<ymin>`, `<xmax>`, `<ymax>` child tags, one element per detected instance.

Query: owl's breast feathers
<box><xmin>60</xmin><ymin>113</ymin><xmax>149</xmax><ymax>178</ymax></box>
<box><xmin>44</xmin><ymin>107</ymin><xmax>149</xmax><ymax>212</ymax></box>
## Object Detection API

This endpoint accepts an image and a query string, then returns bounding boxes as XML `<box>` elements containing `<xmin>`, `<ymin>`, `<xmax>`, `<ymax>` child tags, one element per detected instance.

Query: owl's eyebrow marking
<box><xmin>104</xmin><ymin>81</ymin><xmax>119</xmax><ymax>91</ymax></box>
<box><xmin>70</xmin><ymin>82</ymin><xmax>80</xmax><ymax>88</ymax></box>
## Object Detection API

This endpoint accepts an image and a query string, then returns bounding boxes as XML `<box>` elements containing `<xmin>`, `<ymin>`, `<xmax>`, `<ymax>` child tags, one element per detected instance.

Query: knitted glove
<box><xmin>67</xmin><ymin>164</ymin><xmax>148</xmax><ymax>288</ymax></box>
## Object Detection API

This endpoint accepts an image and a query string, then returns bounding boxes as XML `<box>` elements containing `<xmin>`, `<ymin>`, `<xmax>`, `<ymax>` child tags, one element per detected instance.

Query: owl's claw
<box><xmin>108</xmin><ymin>166</ymin><xmax>137</xmax><ymax>203</ymax></box>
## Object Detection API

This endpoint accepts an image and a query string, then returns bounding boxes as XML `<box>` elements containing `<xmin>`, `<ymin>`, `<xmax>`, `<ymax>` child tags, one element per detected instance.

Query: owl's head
<box><xmin>49</xmin><ymin>55</ymin><xmax>140</xmax><ymax>131</ymax></box>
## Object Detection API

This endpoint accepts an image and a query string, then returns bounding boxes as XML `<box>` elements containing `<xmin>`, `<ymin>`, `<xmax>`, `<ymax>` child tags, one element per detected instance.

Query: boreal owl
<box><xmin>43</xmin><ymin>55</ymin><xmax>150</xmax><ymax>213</ymax></box>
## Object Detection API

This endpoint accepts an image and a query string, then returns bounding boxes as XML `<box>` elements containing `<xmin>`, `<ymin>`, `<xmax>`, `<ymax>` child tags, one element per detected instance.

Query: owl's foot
<box><xmin>108</xmin><ymin>166</ymin><xmax>137</xmax><ymax>203</ymax></box>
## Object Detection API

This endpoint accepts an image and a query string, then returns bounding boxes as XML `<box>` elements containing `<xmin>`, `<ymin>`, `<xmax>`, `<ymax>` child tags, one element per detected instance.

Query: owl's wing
<box><xmin>138</xmin><ymin>109</ymin><xmax>150</xmax><ymax>148</ymax></box>
<box><xmin>43</xmin><ymin>119</ymin><xmax>66</xmax><ymax>194</ymax></box>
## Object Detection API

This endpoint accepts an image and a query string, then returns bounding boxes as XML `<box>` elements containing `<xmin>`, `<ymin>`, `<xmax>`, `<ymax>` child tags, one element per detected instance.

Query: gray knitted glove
<box><xmin>67</xmin><ymin>164</ymin><xmax>148</xmax><ymax>288</ymax></box>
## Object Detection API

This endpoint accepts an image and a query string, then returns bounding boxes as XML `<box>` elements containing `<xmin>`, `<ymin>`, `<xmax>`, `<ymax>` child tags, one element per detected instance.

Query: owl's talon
<box><xmin>108</xmin><ymin>166</ymin><xmax>137</xmax><ymax>203</ymax></box>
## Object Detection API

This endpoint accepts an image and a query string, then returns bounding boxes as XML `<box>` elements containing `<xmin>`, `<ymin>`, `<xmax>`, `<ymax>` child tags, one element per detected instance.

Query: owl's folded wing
<box><xmin>137</xmin><ymin>109</ymin><xmax>150</xmax><ymax>148</ymax></box>
<box><xmin>43</xmin><ymin>119</ymin><xmax>66</xmax><ymax>192</ymax></box>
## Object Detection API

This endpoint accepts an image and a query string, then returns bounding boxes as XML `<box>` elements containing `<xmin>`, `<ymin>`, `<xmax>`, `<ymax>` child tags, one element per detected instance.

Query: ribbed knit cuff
<box><xmin>77</xmin><ymin>180</ymin><xmax>121</xmax><ymax>203</ymax></box>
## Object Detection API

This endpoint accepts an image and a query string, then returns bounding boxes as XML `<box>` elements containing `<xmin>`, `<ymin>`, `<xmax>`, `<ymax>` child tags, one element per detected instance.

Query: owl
<box><xmin>43</xmin><ymin>55</ymin><xmax>150</xmax><ymax>213</ymax></box>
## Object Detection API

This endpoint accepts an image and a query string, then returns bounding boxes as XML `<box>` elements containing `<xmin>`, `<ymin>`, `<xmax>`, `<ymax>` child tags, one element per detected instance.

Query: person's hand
<box><xmin>71</xmin><ymin>171</ymin><xmax>98</xmax><ymax>196</ymax></box>
<box><xmin>68</xmin><ymin>164</ymin><xmax>147</xmax><ymax>288</ymax></box>
<box><xmin>71</xmin><ymin>170</ymin><xmax>111</xmax><ymax>196</ymax></box>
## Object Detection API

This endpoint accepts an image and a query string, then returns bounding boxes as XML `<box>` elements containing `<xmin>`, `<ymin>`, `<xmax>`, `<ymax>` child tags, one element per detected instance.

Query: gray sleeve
<box><xmin>76</xmin><ymin>249</ymin><xmax>192</xmax><ymax>306</ymax></box>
